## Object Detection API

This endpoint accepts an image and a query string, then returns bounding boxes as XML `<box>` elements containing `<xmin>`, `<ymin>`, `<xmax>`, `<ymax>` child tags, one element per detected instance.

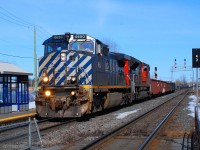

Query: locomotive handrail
<box><xmin>126</xmin><ymin>74</ymin><xmax>131</xmax><ymax>80</ymax></box>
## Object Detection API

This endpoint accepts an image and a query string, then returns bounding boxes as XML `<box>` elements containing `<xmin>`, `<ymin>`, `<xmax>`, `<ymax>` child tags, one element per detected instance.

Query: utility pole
<box><xmin>196</xmin><ymin>68</ymin><xmax>198</xmax><ymax>103</ymax></box>
<box><xmin>34</xmin><ymin>26</ymin><xmax>38</xmax><ymax>92</ymax></box>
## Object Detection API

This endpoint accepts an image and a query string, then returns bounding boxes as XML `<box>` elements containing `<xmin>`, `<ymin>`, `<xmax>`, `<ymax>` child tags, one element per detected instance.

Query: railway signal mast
<box><xmin>171</xmin><ymin>58</ymin><xmax>194</xmax><ymax>90</ymax></box>
<box><xmin>192</xmin><ymin>48</ymin><xmax>200</xmax><ymax>104</ymax></box>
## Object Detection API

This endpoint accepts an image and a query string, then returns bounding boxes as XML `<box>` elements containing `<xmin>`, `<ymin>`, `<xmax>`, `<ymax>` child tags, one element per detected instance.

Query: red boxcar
<box><xmin>150</xmin><ymin>79</ymin><xmax>167</xmax><ymax>96</ymax></box>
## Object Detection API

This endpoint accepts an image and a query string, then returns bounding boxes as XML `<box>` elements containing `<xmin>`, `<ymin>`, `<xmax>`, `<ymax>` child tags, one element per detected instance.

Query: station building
<box><xmin>0</xmin><ymin>62</ymin><xmax>33</xmax><ymax>114</ymax></box>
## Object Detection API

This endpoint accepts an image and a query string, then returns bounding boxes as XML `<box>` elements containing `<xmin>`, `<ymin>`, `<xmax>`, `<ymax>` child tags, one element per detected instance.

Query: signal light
<box><xmin>155</xmin><ymin>73</ymin><xmax>157</xmax><ymax>79</ymax></box>
<box><xmin>154</xmin><ymin>67</ymin><xmax>157</xmax><ymax>79</ymax></box>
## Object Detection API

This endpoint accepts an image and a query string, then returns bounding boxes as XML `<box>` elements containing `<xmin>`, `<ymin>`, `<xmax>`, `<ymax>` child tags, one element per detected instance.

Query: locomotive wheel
<box><xmin>124</xmin><ymin>95</ymin><xmax>130</xmax><ymax>105</ymax></box>
<box><xmin>130</xmin><ymin>94</ymin><xmax>135</xmax><ymax>103</ymax></box>
<box><xmin>91</xmin><ymin>104</ymin><xmax>96</xmax><ymax>113</ymax></box>
<box><xmin>91</xmin><ymin>103</ymin><xmax>103</xmax><ymax>113</ymax></box>
<box><xmin>129</xmin><ymin>98</ymin><xmax>133</xmax><ymax>104</ymax></box>
<box><xmin>35</xmin><ymin>113</ymin><xmax>42</xmax><ymax>120</ymax></box>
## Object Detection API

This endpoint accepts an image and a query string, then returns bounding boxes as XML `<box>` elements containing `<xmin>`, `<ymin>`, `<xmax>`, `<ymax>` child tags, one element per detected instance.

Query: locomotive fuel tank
<box><xmin>103</xmin><ymin>92</ymin><xmax>123</xmax><ymax>109</ymax></box>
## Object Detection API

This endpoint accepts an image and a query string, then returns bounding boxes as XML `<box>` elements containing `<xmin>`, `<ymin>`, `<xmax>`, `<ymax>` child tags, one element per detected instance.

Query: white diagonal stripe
<box><xmin>39</xmin><ymin>52</ymin><xmax>57</xmax><ymax>72</ymax></box>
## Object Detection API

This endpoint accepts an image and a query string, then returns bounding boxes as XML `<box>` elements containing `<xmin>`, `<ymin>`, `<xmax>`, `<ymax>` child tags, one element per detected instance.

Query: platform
<box><xmin>0</xmin><ymin>108</ymin><xmax>36</xmax><ymax>124</ymax></box>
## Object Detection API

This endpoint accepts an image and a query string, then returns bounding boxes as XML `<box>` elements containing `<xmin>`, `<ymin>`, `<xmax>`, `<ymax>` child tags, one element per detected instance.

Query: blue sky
<box><xmin>0</xmin><ymin>0</ymin><xmax>200</xmax><ymax>82</ymax></box>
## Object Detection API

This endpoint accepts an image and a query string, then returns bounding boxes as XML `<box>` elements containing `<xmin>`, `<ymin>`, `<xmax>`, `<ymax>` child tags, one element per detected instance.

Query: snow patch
<box><xmin>115</xmin><ymin>109</ymin><xmax>141</xmax><ymax>119</ymax></box>
<box><xmin>187</xmin><ymin>95</ymin><xmax>198</xmax><ymax>118</ymax></box>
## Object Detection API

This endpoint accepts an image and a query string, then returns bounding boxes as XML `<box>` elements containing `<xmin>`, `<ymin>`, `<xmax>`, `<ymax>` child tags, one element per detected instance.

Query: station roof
<box><xmin>0</xmin><ymin>62</ymin><xmax>33</xmax><ymax>76</ymax></box>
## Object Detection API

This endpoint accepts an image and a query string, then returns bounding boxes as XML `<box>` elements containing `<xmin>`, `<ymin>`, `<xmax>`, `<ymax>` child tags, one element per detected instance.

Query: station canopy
<box><xmin>0</xmin><ymin>62</ymin><xmax>32</xmax><ymax>76</ymax></box>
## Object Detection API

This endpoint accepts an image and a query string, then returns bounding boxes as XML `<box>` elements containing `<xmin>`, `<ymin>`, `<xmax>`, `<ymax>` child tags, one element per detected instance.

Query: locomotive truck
<box><xmin>35</xmin><ymin>33</ymin><xmax>175</xmax><ymax>118</ymax></box>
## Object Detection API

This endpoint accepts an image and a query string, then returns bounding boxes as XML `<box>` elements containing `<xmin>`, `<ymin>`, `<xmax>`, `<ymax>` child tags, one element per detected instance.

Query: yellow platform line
<box><xmin>0</xmin><ymin>113</ymin><xmax>36</xmax><ymax>123</ymax></box>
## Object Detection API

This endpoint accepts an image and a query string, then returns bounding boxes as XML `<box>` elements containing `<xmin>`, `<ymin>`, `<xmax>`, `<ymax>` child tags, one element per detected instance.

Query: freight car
<box><xmin>150</xmin><ymin>79</ymin><xmax>175</xmax><ymax>97</ymax></box>
<box><xmin>35</xmin><ymin>33</ymin><xmax>174</xmax><ymax>118</ymax></box>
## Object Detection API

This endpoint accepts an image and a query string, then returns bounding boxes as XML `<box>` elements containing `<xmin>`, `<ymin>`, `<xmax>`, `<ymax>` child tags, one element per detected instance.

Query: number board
<box><xmin>53</xmin><ymin>35</ymin><xmax>65</xmax><ymax>40</ymax></box>
<box><xmin>192</xmin><ymin>48</ymin><xmax>200</xmax><ymax>68</ymax></box>
<box><xmin>74</xmin><ymin>34</ymin><xmax>86</xmax><ymax>39</ymax></box>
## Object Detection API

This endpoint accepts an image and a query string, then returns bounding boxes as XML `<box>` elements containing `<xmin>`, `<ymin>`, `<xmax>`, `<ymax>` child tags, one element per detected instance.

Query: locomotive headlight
<box><xmin>42</xmin><ymin>76</ymin><xmax>49</xmax><ymax>83</ymax></box>
<box><xmin>60</xmin><ymin>52</ymin><xmax>66</xmax><ymax>61</ymax></box>
<box><xmin>71</xmin><ymin>91</ymin><xmax>76</xmax><ymax>96</ymax></box>
<box><xmin>71</xmin><ymin>76</ymin><xmax>77</xmax><ymax>82</ymax></box>
<box><xmin>45</xmin><ymin>90</ymin><xmax>51</xmax><ymax>97</ymax></box>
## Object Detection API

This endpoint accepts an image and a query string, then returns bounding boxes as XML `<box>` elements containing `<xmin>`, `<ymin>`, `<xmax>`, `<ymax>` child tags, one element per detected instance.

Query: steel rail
<box><xmin>138</xmin><ymin>91</ymin><xmax>189</xmax><ymax>150</ymax></box>
<box><xmin>81</xmin><ymin>90</ymin><xmax>187</xmax><ymax>150</ymax></box>
<box><xmin>0</xmin><ymin>118</ymin><xmax>76</xmax><ymax>143</ymax></box>
<box><xmin>0</xmin><ymin>118</ymin><xmax>56</xmax><ymax>132</ymax></box>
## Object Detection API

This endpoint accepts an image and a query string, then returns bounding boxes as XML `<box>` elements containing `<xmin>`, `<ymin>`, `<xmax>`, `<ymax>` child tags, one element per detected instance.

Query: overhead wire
<box><xmin>36</xmin><ymin>28</ymin><xmax>48</xmax><ymax>40</ymax></box>
<box><xmin>0</xmin><ymin>6</ymin><xmax>52</xmax><ymax>59</ymax></box>
<box><xmin>0</xmin><ymin>15</ymin><xmax>30</xmax><ymax>28</ymax></box>
<box><xmin>36</xmin><ymin>26</ymin><xmax>52</xmax><ymax>36</ymax></box>
<box><xmin>0</xmin><ymin>6</ymin><xmax>34</xmax><ymax>27</ymax></box>
<box><xmin>0</xmin><ymin>6</ymin><xmax>51</xmax><ymax>36</ymax></box>
<box><xmin>0</xmin><ymin>6</ymin><xmax>53</xmax><ymax>46</ymax></box>
<box><xmin>0</xmin><ymin>52</ymin><xmax>35</xmax><ymax>59</ymax></box>
<box><xmin>37</xmin><ymin>34</ymin><xmax>46</xmax><ymax>41</ymax></box>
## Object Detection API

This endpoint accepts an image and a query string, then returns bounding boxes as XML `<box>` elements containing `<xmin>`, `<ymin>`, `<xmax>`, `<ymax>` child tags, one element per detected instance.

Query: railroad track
<box><xmin>81</xmin><ymin>90</ymin><xmax>190</xmax><ymax>150</ymax></box>
<box><xmin>0</xmin><ymin>117</ymin><xmax>76</xmax><ymax>147</ymax></box>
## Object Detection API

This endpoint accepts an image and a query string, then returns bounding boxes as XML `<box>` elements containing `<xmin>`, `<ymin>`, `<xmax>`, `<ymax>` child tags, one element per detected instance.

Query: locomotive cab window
<box><xmin>44</xmin><ymin>43</ymin><xmax>67</xmax><ymax>55</ymax></box>
<box><xmin>144</xmin><ymin>66</ymin><xmax>147</xmax><ymax>71</ymax></box>
<box><xmin>69</xmin><ymin>41</ymin><xmax>94</xmax><ymax>52</ymax></box>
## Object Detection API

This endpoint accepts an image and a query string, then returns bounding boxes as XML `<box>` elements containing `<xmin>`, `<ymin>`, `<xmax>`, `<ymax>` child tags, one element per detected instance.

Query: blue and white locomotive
<box><xmin>35</xmin><ymin>33</ymin><xmax>151</xmax><ymax>118</ymax></box>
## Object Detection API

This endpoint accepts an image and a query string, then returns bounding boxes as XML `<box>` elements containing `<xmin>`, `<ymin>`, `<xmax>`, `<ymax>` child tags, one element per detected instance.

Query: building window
<box><xmin>0</xmin><ymin>76</ymin><xmax>3</xmax><ymax>82</ymax></box>
<box><xmin>12</xmin><ymin>83</ymin><xmax>17</xmax><ymax>103</ymax></box>
<box><xmin>0</xmin><ymin>84</ymin><xmax>3</xmax><ymax>104</ymax></box>
<box><xmin>11</xmin><ymin>76</ymin><xmax>17</xmax><ymax>82</ymax></box>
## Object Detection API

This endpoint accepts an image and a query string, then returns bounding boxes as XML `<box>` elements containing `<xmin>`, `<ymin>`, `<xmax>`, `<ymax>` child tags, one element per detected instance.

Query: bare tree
<box><xmin>175</xmin><ymin>79</ymin><xmax>181</xmax><ymax>87</ymax></box>
<box><xmin>175</xmin><ymin>75</ymin><xmax>188</xmax><ymax>88</ymax></box>
<box><xmin>180</xmin><ymin>74</ymin><xmax>187</xmax><ymax>85</ymax></box>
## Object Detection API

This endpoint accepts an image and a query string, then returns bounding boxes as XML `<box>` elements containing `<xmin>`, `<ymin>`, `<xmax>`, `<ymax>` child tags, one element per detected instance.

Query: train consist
<box><xmin>35</xmin><ymin>33</ymin><xmax>175</xmax><ymax>118</ymax></box>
